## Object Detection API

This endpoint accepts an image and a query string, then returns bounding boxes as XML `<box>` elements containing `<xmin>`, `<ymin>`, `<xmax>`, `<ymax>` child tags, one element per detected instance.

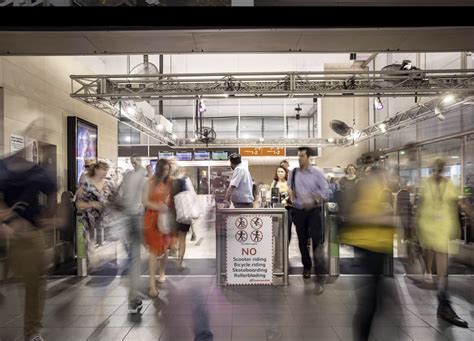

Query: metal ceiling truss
<box><xmin>71</xmin><ymin>69</ymin><xmax>474</xmax><ymax>101</ymax></box>
<box><xmin>70</xmin><ymin>69</ymin><xmax>474</xmax><ymax>147</ymax></box>
<box><xmin>182</xmin><ymin>137</ymin><xmax>346</xmax><ymax>148</ymax></box>
<box><xmin>347</xmin><ymin>95</ymin><xmax>473</xmax><ymax>146</ymax></box>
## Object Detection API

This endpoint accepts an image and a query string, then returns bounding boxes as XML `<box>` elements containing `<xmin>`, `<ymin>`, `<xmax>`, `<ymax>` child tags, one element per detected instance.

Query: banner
<box><xmin>226</xmin><ymin>214</ymin><xmax>273</xmax><ymax>285</ymax></box>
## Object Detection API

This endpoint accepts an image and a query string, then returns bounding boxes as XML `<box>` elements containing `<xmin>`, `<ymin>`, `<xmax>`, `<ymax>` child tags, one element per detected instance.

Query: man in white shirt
<box><xmin>224</xmin><ymin>153</ymin><xmax>254</xmax><ymax>208</ymax></box>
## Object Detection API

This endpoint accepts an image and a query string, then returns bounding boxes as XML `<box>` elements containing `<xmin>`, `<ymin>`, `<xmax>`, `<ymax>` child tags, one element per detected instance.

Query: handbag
<box><xmin>174</xmin><ymin>177</ymin><xmax>200</xmax><ymax>225</ymax></box>
<box><xmin>157</xmin><ymin>207</ymin><xmax>173</xmax><ymax>234</ymax></box>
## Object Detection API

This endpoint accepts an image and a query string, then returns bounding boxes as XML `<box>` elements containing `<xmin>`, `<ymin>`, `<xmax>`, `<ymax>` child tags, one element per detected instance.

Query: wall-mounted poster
<box><xmin>10</xmin><ymin>134</ymin><xmax>25</xmax><ymax>154</ymax></box>
<box><xmin>67</xmin><ymin>117</ymin><xmax>98</xmax><ymax>192</ymax></box>
<box><xmin>26</xmin><ymin>137</ymin><xmax>39</xmax><ymax>164</ymax></box>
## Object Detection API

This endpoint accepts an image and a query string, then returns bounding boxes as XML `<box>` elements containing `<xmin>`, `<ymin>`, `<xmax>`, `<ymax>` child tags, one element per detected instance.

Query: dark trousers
<box><xmin>352</xmin><ymin>247</ymin><xmax>385</xmax><ymax>341</ymax></box>
<box><xmin>287</xmin><ymin>208</ymin><xmax>293</xmax><ymax>243</ymax></box>
<box><xmin>291</xmin><ymin>207</ymin><xmax>323</xmax><ymax>271</ymax></box>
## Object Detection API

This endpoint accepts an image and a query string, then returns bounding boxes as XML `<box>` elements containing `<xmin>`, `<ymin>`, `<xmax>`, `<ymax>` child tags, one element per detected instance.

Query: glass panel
<box><xmin>398</xmin><ymin>147</ymin><xmax>419</xmax><ymax>188</ymax></box>
<box><xmin>389</xmin><ymin>125</ymin><xmax>417</xmax><ymax>149</ymax></box>
<box><xmin>419</xmin><ymin>139</ymin><xmax>462</xmax><ymax>186</ymax></box>
<box><xmin>210</xmin><ymin>166</ymin><xmax>233</xmax><ymax>203</ymax></box>
<box><xmin>465</xmin><ymin>134</ymin><xmax>474</xmax><ymax>190</ymax></box>
<box><xmin>196</xmin><ymin>167</ymin><xmax>209</xmax><ymax>195</ymax></box>
<box><xmin>462</xmin><ymin>104</ymin><xmax>474</xmax><ymax>131</ymax></box>
<box><xmin>419</xmin><ymin>107</ymin><xmax>462</xmax><ymax>141</ymax></box>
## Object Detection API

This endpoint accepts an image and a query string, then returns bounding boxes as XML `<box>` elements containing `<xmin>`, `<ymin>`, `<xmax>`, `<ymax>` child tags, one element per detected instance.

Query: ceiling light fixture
<box><xmin>378</xmin><ymin>123</ymin><xmax>387</xmax><ymax>133</ymax></box>
<box><xmin>327</xmin><ymin>138</ymin><xmax>335</xmax><ymax>143</ymax></box>
<box><xmin>434</xmin><ymin>106</ymin><xmax>445</xmax><ymax>121</ymax></box>
<box><xmin>442</xmin><ymin>94</ymin><xmax>455</xmax><ymax>104</ymax></box>
<box><xmin>374</xmin><ymin>96</ymin><xmax>384</xmax><ymax>110</ymax></box>
<box><xmin>198</xmin><ymin>99</ymin><xmax>206</xmax><ymax>113</ymax></box>
<box><xmin>259</xmin><ymin>137</ymin><xmax>264</xmax><ymax>142</ymax></box>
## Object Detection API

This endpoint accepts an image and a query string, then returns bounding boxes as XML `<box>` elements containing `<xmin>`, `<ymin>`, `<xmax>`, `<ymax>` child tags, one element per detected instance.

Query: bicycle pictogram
<box><xmin>250</xmin><ymin>230</ymin><xmax>263</xmax><ymax>243</ymax></box>
<box><xmin>250</xmin><ymin>217</ymin><xmax>263</xmax><ymax>229</ymax></box>
<box><xmin>235</xmin><ymin>217</ymin><xmax>248</xmax><ymax>229</ymax></box>
<box><xmin>235</xmin><ymin>230</ymin><xmax>248</xmax><ymax>243</ymax></box>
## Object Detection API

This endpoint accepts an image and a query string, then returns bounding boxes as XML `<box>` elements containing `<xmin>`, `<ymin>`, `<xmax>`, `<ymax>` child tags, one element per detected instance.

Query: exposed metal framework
<box><xmin>178</xmin><ymin>137</ymin><xmax>346</xmax><ymax>148</ymax></box>
<box><xmin>347</xmin><ymin>95</ymin><xmax>473</xmax><ymax>146</ymax></box>
<box><xmin>70</xmin><ymin>69</ymin><xmax>474</xmax><ymax>147</ymax></box>
<box><xmin>71</xmin><ymin>69</ymin><xmax>474</xmax><ymax>102</ymax></box>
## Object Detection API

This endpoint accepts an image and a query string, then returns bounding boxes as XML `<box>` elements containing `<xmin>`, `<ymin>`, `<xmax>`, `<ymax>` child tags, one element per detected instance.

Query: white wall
<box><xmin>0</xmin><ymin>56</ymin><xmax>118</xmax><ymax>193</ymax></box>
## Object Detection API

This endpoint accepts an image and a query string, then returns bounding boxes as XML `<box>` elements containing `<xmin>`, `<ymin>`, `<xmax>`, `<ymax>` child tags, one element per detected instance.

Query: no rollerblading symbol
<box><xmin>235</xmin><ymin>217</ymin><xmax>248</xmax><ymax>229</ymax></box>
<box><xmin>251</xmin><ymin>230</ymin><xmax>263</xmax><ymax>243</ymax></box>
<box><xmin>250</xmin><ymin>217</ymin><xmax>263</xmax><ymax>229</ymax></box>
<box><xmin>235</xmin><ymin>230</ymin><xmax>248</xmax><ymax>243</ymax></box>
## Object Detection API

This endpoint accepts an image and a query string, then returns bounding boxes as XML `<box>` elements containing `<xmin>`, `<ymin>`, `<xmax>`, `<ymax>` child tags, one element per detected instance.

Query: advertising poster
<box><xmin>25</xmin><ymin>137</ymin><xmax>39</xmax><ymax>164</ymax></box>
<box><xmin>226</xmin><ymin>215</ymin><xmax>273</xmax><ymax>285</ymax></box>
<box><xmin>10</xmin><ymin>134</ymin><xmax>24</xmax><ymax>154</ymax></box>
<box><xmin>76</xmin><ymin>120</ymin><xmax>98</xmax><ymax>185</ymax></box>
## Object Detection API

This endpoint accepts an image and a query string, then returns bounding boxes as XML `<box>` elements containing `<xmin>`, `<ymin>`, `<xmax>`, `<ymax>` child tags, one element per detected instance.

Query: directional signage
<box><xmin>226</xmin><ymin>215</ymin><xmax>273</xmax><ymax>285</ymax></box>
<box><xmin>239</xmin><ymin>147</ymin><xmax>285</xmax><ymax>157</ymax></box>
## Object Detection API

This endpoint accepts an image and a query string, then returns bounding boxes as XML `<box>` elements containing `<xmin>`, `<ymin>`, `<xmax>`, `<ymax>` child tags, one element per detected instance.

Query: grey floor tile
<box><xmin>232</xmin><ymin>314</ymin><xmax>268</xmax><ymax>327</ymax></box>
<box><xmin>70</xmin><ymin>315</ymin><xmax>110</xmax><ymax>328</ymax></box>
<box><xmin>370</xmin><ymin>326</ymin><xmax>413</xmax><ymax>341</ymax></box>
<box><xmin>327</xmin><ymin>314</ymin><xmax>354</xmax><ymax>327</ymax></box>
<box><xmin>87</xmin><ymin>327</ymin><xmax>131</xmax><ymax>341</ymax></box>
<box><xmin>439</xmin><ymin>327</ymin><xmax>474</xmax><ymax>341</ymax></box>
<box><xmin>41</xmin><ymin>327</ymin><xmax>97</xmax><ymax>341</ymax></box>
<box><xmin>206</xmin><ymin>304</ymin><xmax>233</xmax><ymax>315</ymax></box>
<box><xmin>124</xmin><ymin>326</ymin><xmax>165</xmax><ymax>341</ymax></box>
<box><xmin>398</xmin><ymin>315</ymin><xmax>431</xmax><ymax>327</ymax></box>
<box><xmin>209</xmin><ymin>313</ymin><xmax>233</xmax><ymax>327</ymax></box>
<box><xmin>231</xmin><ymin>326</ymin><xmax>267</xmax><ymax>341</ymax></box>
<box><xmin>105</xmin><ymin>314</ymin><xmax>140</xmax><ymax>328</ymax></box>
<box><xmin>160</xmin><ymin>326</ymin><xmax>194</xmax><ymax>341</ymax></box>
<box><xmin>0</xmin><ymin>327</ymin><xmax>23</xmax><ymax>341</ymax></box>
<box><xmin>404</xmin><ymin>304</ymin><xmax>438</xmax><ymax>315</ymax></box>
<box><xmin>401</xmin><ymin>326</ymin><xmax>448</xmax><ymax>340</ymax></box>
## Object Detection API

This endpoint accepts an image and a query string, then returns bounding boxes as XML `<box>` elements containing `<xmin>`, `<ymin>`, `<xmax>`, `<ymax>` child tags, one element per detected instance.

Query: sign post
<box><xmin>226</xmin><ymin>214</ymin><xmax>273</xmax><ymax>285</ymax></box>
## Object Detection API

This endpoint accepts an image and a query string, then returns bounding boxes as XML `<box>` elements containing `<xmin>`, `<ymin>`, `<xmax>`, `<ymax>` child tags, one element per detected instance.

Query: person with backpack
<box><xmin>288</xmin><ymin>147</ymin><xmax>331</xmax><ymax>292</ymax></box>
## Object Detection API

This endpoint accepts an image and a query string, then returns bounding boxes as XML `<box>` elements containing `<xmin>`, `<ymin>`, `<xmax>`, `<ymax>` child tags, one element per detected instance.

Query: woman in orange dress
<box><xmin>143</xmin><ymin>159</ymin><xmax>172</xmax><ymax>297</ymax></box>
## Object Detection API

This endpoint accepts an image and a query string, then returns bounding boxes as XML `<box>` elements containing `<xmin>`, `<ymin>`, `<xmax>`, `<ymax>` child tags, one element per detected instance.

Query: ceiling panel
<box><xmin>0</xmin><ymin>28</ymin><xmax>473</xmax><ymax>55</ymax></box>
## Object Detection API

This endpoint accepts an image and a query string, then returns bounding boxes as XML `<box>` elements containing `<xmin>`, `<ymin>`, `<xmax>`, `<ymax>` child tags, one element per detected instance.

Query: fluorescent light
<box><xmin>450</xmin><ymin>155</ymin><xmax>459</xmax><ymax>159</ymax></box>
<box><xmin>443</xmin><ymin>94</ymin><xmax>455</xmax><ymax>104</ymax></box>
<box><xmin>374</xmin><ymin>97</ymin><xmax>384</xmax><ymax>110</ymax></box>
<box><xmin>327</xmin><ymin>138</ymin><xmax>335</xmax><ymax>143</ymax></box>
<box><xmin>190</xmin><ymin>138</ymin><xmax>196</xmax><ymax>143</ymax></box>
<box><xmin>400</xmin><ymin>151</ymin><xmax>406</xmax><ymax>155</ymax></box>
<box><xmin>287</xmin><ymin>134</ymin><xmax>294</xmax><ymax>139</ymax></box>
<box><xmin>259</xmin><ymin>137</ymin><xmax>264</xmax><ymax>142</ymax></box>
<box><xmin>379</xmin><ymin>123</ymin><xmax>387</xmax><ymax>133</ymax></box>
<box><xmin>125</xmin><ymin>136</ymin><xmax>131</xmax><ymax>142</ymax></box>
<box><xmin>172</xmin><ymin>134</ymin><xmax>177</xmax><ymax>140</ymax></box>
<box><xmin>242</xmin><ymin>134</ymin><xmax>250</xmax><ymax>139</ymax></box>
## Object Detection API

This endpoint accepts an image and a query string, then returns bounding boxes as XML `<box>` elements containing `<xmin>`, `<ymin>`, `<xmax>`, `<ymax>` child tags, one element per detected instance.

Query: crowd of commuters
<box><xmin>0</xmin><ymin>133</ymin><xmax>470</xmax><ymax>341</ymax></box>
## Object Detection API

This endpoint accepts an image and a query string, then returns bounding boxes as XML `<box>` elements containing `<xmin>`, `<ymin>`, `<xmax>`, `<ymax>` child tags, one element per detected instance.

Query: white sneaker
<box><xmin>29</xmin><ymin>335</ymin><xmax>44</xmax><ymax>341</ymax></box>
<box><xmin>424</xmin><ymin>272</ymin><xmax>433</xmax><ymax>284</ymax></box>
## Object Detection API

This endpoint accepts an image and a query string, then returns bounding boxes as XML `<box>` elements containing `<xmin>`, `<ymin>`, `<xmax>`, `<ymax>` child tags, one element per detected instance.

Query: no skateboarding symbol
<box><xmin>235</xmin><ymin>217</ymin><xmax>248</xmax><ymax>229</ymax></box>
<box><xmin>250</xmin><ymin>217</ymin><xmax>263</xmax><ymax>229</ymax></box>
<box><xmin>235</xmin><ymin>230</ymin><xmax>248</xmax><ymax>243</ymax></box>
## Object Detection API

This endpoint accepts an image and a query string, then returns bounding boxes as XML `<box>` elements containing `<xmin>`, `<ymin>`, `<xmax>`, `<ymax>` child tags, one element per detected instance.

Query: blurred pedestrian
<box><xmin>339</xmin><ymin>166</ymin><xmax>396</xmax><ymax>340</ymax></box>
<box><xmin>0</xmin><ymin>140</ymin><xmax>57</xmax><ymax>341</ymax></box>
<box><xmin>143</xmin><ymin>159</ymin><xmax>172</xmax><ymax>297</ymax></box>
<box><xmin>119</xmin><ymin>154</ymin><xmax>147</xmax><ymax>313</ymax></box>
<box><xmin>288</xmin><ymin>147</ymin><xmax>330</xmax><ymax>291</ymax></box>
<box><xmin>416</xmin><ymin>158</ymin><xmax>468</xmax><ymax>328</ymax></box>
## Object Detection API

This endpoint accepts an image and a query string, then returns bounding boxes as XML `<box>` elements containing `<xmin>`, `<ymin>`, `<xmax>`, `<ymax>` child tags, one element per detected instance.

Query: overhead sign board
<box><xmin>226</xmin><ymin>214</ymin><xmax>273</xmax><ymax>285</ymax></box>
<box><xmin>240</xmin><ymin>147</ymin><xmax>286</xmax><ymax>157</ymax></box>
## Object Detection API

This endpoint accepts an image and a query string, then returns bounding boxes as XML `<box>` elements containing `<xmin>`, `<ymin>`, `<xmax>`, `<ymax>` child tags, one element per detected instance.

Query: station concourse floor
<box><xmin>0</xmin><ymin>274</ymin><xmax>472</xmax><ymax>341</ymax></box>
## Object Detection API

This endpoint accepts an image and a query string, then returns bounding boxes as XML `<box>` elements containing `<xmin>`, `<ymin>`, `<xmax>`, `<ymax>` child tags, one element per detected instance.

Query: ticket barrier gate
<box><xmin>324</xmin><ymin>202</ymin><xmax>394</xmax><ymax>277</ymax></box>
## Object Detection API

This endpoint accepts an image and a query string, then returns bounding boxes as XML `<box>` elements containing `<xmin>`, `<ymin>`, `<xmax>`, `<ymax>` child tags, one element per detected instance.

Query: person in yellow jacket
<box><xmin>416</xmin><ymin>158</ymin><xmax>468</xmax><ymax>328</ymax></box>
<box><xmin>339</xmin><ymin>166</ymin><xmax>395</xmax><ymax>341</ymax></box>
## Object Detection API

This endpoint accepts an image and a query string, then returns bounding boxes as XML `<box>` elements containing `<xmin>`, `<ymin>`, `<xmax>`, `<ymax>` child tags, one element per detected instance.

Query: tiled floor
<box><xmin>0</xmin><ymin>275</ymin><xmax>472</xmax><ymax>340</ymax></box>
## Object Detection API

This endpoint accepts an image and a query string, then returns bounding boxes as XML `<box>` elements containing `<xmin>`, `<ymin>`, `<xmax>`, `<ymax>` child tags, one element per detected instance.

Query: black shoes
<box><xmin>128</xmin><ymin>299</ymin><xmax>143</xmax><ymax>314</ymax></box>
<box><xmin>437</xmin><ymin>302</ymin><xmax>469</xmax><ymax>328</ymax></box>
<box><xmin>303</xmin><ymin>269</ymin><xmax>311</xmax><ymax>279</ymax></box>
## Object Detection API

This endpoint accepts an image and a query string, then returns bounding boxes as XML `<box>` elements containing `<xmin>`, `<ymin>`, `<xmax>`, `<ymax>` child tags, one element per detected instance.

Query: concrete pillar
<box><xmin>318</xmin><ymin>62</ymin><xmax>369</xmax><ymax>169</ymax></box>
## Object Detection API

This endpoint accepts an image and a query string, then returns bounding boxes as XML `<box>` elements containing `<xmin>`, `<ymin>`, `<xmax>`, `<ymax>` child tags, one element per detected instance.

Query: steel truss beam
<box><xmin>180</xmin><ymin>137</ymin><xmax>346</xmax><ymax>148</ymax></box>
<box><xmin>71</xmin><ymin>69</ymin><xmax>474</xmax><ymax>101</ymax></box>
<box><xmin>348</xmin><ymin>96</ymin><xmax>473</xmax><ymax>146</ymax></box>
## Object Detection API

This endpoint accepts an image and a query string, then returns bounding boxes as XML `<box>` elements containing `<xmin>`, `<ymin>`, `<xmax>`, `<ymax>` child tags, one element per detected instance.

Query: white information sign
<box><xmin>226</xmin><ymin>215</ymin><xmax>273</xmax><ymax>285</ymax></box>
<box><xmin>10</xmin><ymin>134</ymin><xmax>24</xmax><ymax>154</ymax></box>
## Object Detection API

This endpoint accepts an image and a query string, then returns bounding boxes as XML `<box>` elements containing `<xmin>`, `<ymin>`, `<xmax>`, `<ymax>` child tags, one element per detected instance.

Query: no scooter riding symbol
<box><xmin>235</xmin><ymin>230</ymin><xmax>248</xmax><ymax>243</ymax></box>
<box><xmin>235</xmin><ymin>217</ymin><xmax>248</xmax><ymax>229</ymax></box>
